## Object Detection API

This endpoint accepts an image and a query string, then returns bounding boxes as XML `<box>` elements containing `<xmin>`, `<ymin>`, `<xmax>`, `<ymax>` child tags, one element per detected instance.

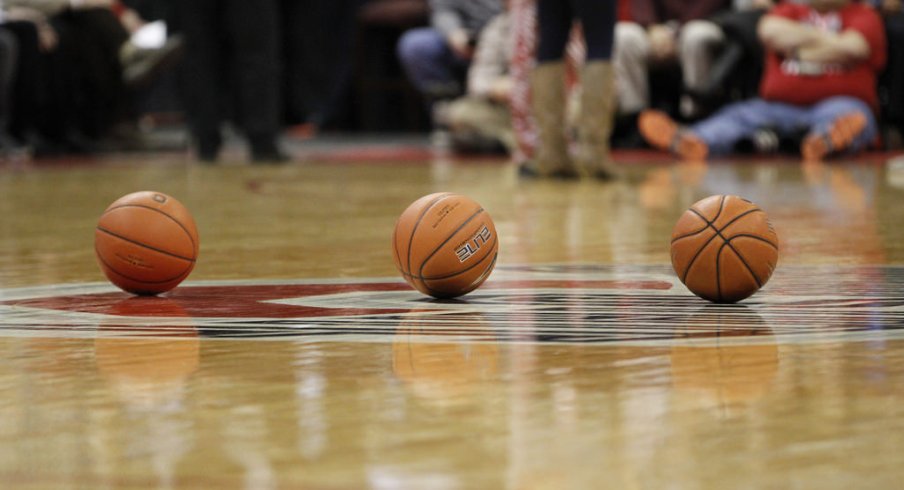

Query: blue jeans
<box><xmin>396</xmin><ymin>28</ymin><xmax>469</xmax><ymax>99</ymax></box>
<box><xmin>692</xmin><ymin>96</ymin><xmax>878</xmax><ymax>156</ymax></box>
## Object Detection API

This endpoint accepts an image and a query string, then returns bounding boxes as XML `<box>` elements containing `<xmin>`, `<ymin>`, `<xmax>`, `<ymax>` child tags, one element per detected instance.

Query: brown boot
<box><xmin>524</xmin><ymin>61</ymin><xmax>578</xmax><ymax>178</ymax></box>
<box><xmin>576</xmin><ymin>61</ymin><xmax>622</xmax><ymax>180</ymax></box>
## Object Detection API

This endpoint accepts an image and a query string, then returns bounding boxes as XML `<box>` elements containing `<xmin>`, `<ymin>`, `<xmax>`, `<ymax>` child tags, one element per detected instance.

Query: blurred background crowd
<box><xmin>0</xmin><ymin>0</ymin><xmax>900</xmax><ymax>162</ymax></box>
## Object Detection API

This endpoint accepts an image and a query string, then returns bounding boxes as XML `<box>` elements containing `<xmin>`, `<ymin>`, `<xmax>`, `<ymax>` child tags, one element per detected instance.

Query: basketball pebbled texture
<box><xmin>95</xmin><ymin>191</ymin><xmax>199</xmax><ymax>295</ymax></box>
<box><xmin>670</xmin><ymin>195</ymin><xmax>779</xmax><ymax>303</ymax></box>
<box><xmin>392</xmin><ymin>193</ymin><xmax>498</xmax><ymax>299</ymax></box>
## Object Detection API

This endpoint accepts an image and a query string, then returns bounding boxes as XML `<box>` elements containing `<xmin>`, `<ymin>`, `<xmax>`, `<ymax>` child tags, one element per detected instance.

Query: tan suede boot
<box><xmin>576</xmin><ymin>61</ymin><xmax>621</xmax><ymax>179</ymax></box>
<box><xmin>524</xmin><ymin>61</ymin><xmax>578</xmax><ymax>178</ymax></box>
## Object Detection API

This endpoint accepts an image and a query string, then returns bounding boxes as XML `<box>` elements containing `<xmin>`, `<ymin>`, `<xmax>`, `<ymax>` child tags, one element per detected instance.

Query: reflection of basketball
<box><xmin>392</xmin><ymin>193</ymin><xmax>498</xmax><ymax>298</ymax></box>
<box><xmin>95</xmin><ymin>191</ymin><xmax>199</xmax><ymax>295</ymax></box>
<box><xmin>671</xmin><ymin>305</ymin><xmax>778</xmax><ymax>410</ymax></box>
<box><xmin>392</xmin><ymin>312</ymin><xmax>498</xmax><ymax>406</ymax></box>
<box><xmin>671</xmin><ymin>195</ymin><xmax>779</xmax><ymax>303</ymax></box>
<box><xmin>96</xmin><ymin>298</ymin><xmax>200</xmax><ymax>409</ymax></box>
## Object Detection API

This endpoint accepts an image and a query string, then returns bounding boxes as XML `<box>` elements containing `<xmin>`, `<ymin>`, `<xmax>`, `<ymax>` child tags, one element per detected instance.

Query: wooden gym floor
<box><xmin>2</xmin><ymin>145</ymin><xmax>904</xmax><ymax>489</ymax></box>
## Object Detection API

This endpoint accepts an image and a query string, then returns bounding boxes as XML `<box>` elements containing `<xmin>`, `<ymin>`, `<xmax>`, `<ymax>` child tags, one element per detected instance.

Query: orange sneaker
<box><xmin>801</xmin><ymin>112</ymin><xmax>867</xmax><ymax>162</ymax></box>
<box><xmin>638</xmin><ymin>110</ymin><xmax>708</xmax><ymax>161</ymax></box>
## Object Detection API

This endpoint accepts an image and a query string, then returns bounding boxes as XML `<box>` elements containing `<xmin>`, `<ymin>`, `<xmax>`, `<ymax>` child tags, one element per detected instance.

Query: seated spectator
<box><xmin>638</xmin><ymin>0</ymin><xmax>886</xmax><ymax>162</ymax></box>
<box><xmin>396</xmin><ymin>0</ymin><xmax>501</xmax><ymax>119</ymax></box>
<box><xmin>613</xmin><ymin>0</ymin><xmax>730</xmax><ymax>120</ymax></box>
<box><xmin>680</xmin><ymin>0</ymin><xmax>774</xmax><ymax>113</ymax></box>
<box><xmin>2</xmin><ymin>0</ymin><xmax>181</xmax><ymax>155</ymax></box>
<box><xmin>445</xmin><ymin>9</ymin><xmax>514</xmax><ymax>153</ymax></box>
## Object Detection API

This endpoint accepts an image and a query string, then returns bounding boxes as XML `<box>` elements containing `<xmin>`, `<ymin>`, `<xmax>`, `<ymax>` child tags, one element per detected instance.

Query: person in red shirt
<box><xmin>637</xmin><ymin>0</ymin><xmax>886</xmax><ymax>161</ymax></box>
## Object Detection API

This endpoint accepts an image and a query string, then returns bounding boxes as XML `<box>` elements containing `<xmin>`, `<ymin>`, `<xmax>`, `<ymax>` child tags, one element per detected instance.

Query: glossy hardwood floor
<box><xmin>1</xmin><ymin>150</ymin><xmax>904</xmax><ymax>489</ymax></box>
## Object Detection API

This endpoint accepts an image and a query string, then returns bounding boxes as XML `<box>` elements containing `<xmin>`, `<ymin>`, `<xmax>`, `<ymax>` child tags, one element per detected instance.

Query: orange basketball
<box><xmin>392</xmin><ymin>193</ymin><xmax>498</xmax><ymax>298</ymax></box>
<box><xmin>670</xmin><ymin>195</ymin><xmax>779</xmax><ymax>303</ymax></box>
<box><xmin>95</xmin><ymin>191</ymin><xmax>199</xmax><ymax>295</ymax></box>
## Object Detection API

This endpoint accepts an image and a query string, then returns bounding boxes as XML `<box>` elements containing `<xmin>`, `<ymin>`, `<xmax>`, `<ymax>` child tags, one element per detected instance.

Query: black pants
<box><xmin>280</xmin><ymin>0</ymin><xmax>358</xmax><ymax>127</ymax></box>
<box><xmin>880</xmin><ymin>13</ymin><xmax>904</xmax><ymax>129</ymax></box>
<box><xmin>51</xmin><ymin>8</ymin><xmax>129</xmax><ymax>139</ymax></box>
<box><xmin>1</xmin><ymin>21</ymin><xmax>62</xmax><ymax>141</ymax></box>
<box><xmin>536</xmin><ymin>0</ymin><xmax>616</xmax><ymax>62</ymax></box>
<box><xmin>178</xmin><ymin>0</ymin><xmax>281</xmax><ymax>145</ymax></box>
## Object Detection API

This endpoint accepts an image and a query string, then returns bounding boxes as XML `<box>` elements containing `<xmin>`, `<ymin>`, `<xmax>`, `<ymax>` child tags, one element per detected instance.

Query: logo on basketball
<box><xmin>455</xmin><ymin>225</ymin><xmax>492</xmax><ymax>263</ymax></box>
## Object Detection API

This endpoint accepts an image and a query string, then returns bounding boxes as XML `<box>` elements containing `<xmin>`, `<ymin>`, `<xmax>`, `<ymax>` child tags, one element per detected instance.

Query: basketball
<box><xmin>95</xmin><ymin>191</ymin><xmax>199</xmax><ymax>295</ymax></box>
<box><xmin>670</xmin><ymin>195</ymin><xmax>779</xmax><ymax>303</ymax></box>
<box><xmin>392</xmin><ymin>193</ymin><xmax>498</xmax><ymax>298</ymax></box>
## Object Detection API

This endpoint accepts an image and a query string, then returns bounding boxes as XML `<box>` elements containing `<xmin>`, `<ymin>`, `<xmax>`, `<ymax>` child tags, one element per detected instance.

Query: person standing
<box><xmin>527</xmin><ymin>0</ymin><xmax>619</xmax><ymax>179</ymax></box>
<box><xmin>177</xmin><ymin>0</ymin><xmax>285</xmax><ymax>163</ymax></box>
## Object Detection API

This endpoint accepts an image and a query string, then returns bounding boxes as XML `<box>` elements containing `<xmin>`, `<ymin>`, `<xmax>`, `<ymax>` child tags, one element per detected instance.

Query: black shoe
<box><xmin>249</xmin><ymin>135</ymin><xmax>289</xmax><ymax>164</ymax></box>
<box><xmin>251</xmin><ymin>149</ymin><xmax>290</xmax><ymax>164</ymax></box>
<box><xmin>197</xmin><ymin>134</ymin><xmax>221</xmax><ymax>163</ymax></box>
<box><xmin>517</xmin><ymin>162</ymin><xmax>580</xmax><ymax>180</ymax></box>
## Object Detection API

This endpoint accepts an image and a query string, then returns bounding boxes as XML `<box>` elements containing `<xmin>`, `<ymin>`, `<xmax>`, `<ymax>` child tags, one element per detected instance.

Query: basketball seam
<box><xmin>679</xmin><ymin>196</ymin><xmax>727</xmax><ymax>282</ymax></box>
<box><xmin>392</xmin><ymin>216</ymin><xmax>402</xmax><ymax>272</ymax></box>
<box><xmin>418</xmin><ymin>235</ymin><xmax>498</xmax><ymax>280</ymax></box>
<box><xmin>670</xmin><ymin>223</ymin><xmax>713</xmax><ymax>244</ymax></box>
<box><xmin>454</xmin><ymin>251</ymin><xmax>498</xmax><ymax>296</ymax></box>
<box><xmin>423</xmin><ymin>251</ymin><xmax>498</xmax><ymax>298</ymax></box>
<box><xmin>417</xmin><ymin>207</ymin><xmax>486</xmax><ymax>282</ymax></box>
<box><xmin>95</xmin><ymin>245</ymin><xmax>194</xmax><ymax>284</ymax></box>
<box><xmin>96</xmin><ymin>227</ymin><xmax>196</xmax><ymax>262</ymax></box>
<box><xmin>703</xmin><ymin>195</ymin><xmax>727</xmax><ymax>225</ymax></box>
<box><xmin>716</xmin><ymin>243</ymin><xmax>725</xmax><ymax>302</ymax></box>
<box><xmin>723</xmin><ymin>241</ymin><xmax>763</xmax><ymax>288</ymax></box>
<box><xmin>399</xmin><ymin>240</ymin><xmax>498</xmax><ymax>282</ymax></box>
<box><xmin>103</xmin><ymin>204</ymin><xmax>197</xmax><ymax>253</ymax></box>
<box><xmin>723</xmin><ymin>233</ymin><xmax>779</xmax><ymax>250</ymax></box>
<box><xmin>405</xmin><ymin>193</ymin><xmax>453</xmax><ymax>290</ymax></box>
<box><xmin>681</xmin><ymin>203</ymin><xmax>761</xmax><ymax>285</ymax></box>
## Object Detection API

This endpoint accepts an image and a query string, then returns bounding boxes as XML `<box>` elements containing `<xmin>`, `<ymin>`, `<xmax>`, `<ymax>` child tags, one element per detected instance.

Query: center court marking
<box><xmin>2</xmin><ymin>265</ymin><xmax>904</xmax><ymax>346</ymax></box>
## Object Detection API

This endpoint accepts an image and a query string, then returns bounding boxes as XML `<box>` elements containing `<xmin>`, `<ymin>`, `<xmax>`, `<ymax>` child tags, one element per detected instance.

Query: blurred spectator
<box><xmin>445</xmin><ymin>8</ymin><xmax>514</xmax><ymax>153</ymax></box>
<box><xmin>527</xmin><ymin>0</ymin><xmax>619</xmax><ymax>179</ymax></box>
<box><xmin>638</xmin><ymin>0</ymin><xmax>886</xmax><ymax>162</ymax></box>
<box><xmin>4</xmin><ymin>0</ymin><xmax>127</xmax><ymax>151</ymax></box>
<box><xmin>679</xmin><ymin>0</ymin><xmax>774</xmax><ymax>116</ymax></box>
<box><xmin>870</xmin><ymin>0</ymin><xmax>904</xmax><ymax>145</ymax></box>
<box><xmin>280</xmin><ymin>0</ymin><xmax>359</xmax><ymax>136</ymax></box>
<box><xmin>1</xmin><ymin>0</ymin><xmax>182</xmax><ymax>155</ymax></box>
<box><xmin>614</xmin><ymin>0</ymin><xmax>730</xmax><ymax>120</ymax></box>
<box><xmin>508</xmin><ymin>0</ymin><xmax>589</xmax><ymax>166</ymax></box>
<box><xmin>396</xmin><ymin>0</ymin><xmax>501</xmax><ymax>118</ymax></box>
<box><xmin>0</xmin><ymin>24</ymin><xmax>23</xmax><ymax>157</ymax></box>
<box><xmin>0</xmin><ymin>15</ymin><xmax>43</xmax><ymax>156</ymax></box>
<box><xmin>177</xmin><ymin>0</ymin><xmax>285</xmax><ymax>163</ymax></box>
